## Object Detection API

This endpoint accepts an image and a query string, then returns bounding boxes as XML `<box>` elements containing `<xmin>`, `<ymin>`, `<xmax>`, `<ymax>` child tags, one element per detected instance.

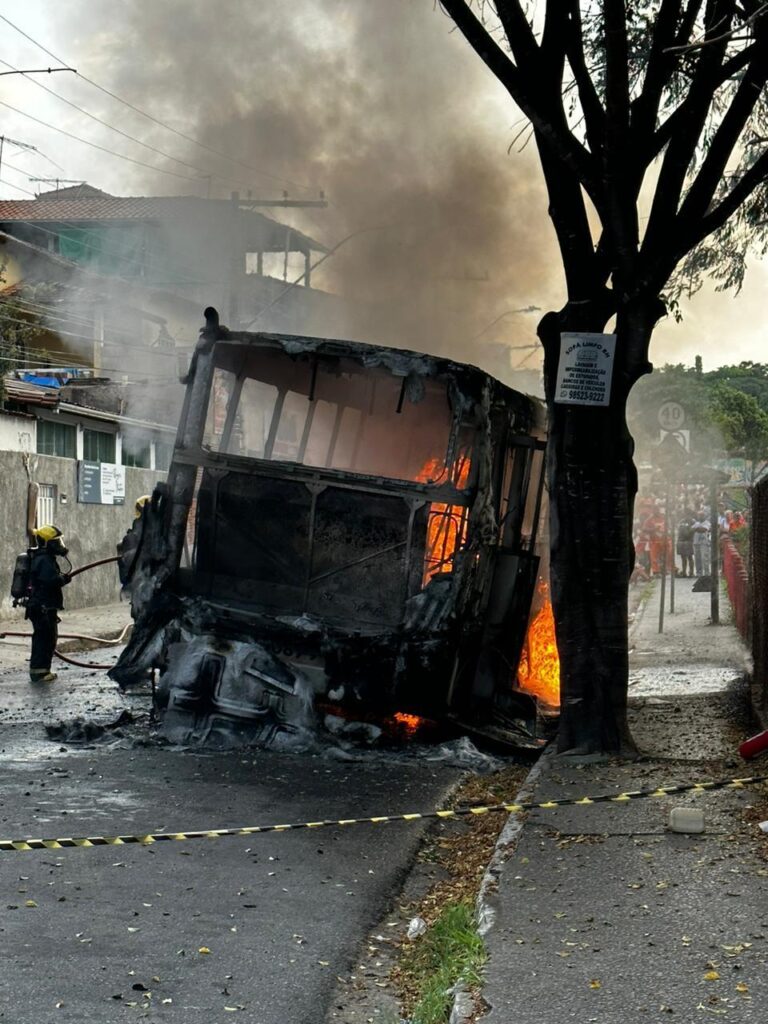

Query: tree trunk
<box><xmin>538</xmin><ymin>300</ymin><xmax>661</xmax><ymax>757</ymax></box>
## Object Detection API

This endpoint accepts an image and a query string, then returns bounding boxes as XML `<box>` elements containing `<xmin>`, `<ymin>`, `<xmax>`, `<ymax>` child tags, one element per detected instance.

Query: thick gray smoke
<box><xmin>52</xmin><ymin>0</ymin><xmax>560</xmax><ymax>374</ymax></box>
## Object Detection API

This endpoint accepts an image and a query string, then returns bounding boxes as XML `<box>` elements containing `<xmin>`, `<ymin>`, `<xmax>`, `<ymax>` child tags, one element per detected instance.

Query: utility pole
<box><xmin>669</xmin><ymin>480</ymin><xmax>676</xmax><ymax>615</ymax></box>
<box><xmin>658</xmin><ymin>484</ymin><xmax>669</xmax><ymax>634</ymax></box>
<box><xmin>710</xmin><ymin>476</ymin><xmax>720</xmax><ymax>626</ymax></box>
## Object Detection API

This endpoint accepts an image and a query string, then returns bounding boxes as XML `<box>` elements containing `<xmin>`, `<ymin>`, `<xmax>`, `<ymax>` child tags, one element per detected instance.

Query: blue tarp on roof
<box><xmin>19</xmin><ymin>373</ymin><xmax>63</xmax><ymax>388</ymax></box>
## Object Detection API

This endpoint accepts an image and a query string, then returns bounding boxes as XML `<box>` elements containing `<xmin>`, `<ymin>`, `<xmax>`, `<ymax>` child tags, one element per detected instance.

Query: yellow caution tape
<box><xmin>2</xmin><ymin>773</ymin><xmax>766</xmax><ymax>852</ymax></box>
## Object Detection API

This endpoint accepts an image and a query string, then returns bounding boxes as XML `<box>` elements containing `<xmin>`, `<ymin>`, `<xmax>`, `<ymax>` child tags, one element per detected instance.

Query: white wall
<box><xmin>0</xmin><ymin>413</ymin><xmax>36</xmax><ymax>454</ymax></box>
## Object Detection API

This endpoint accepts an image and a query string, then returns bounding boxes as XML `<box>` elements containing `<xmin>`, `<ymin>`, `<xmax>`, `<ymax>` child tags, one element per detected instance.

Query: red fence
<box><xmin>752</xmin><ymin>479</ymin><xmax>768</xmax><ymax>723</ymax></box>
<box><xmin>722</xmin><ymin>538</ymin><xmax>750</xmax><ymax>641</ymax></box>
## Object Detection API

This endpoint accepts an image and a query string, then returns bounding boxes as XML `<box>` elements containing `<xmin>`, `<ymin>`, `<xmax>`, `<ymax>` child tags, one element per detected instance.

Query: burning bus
<box><xmin>112</xmin><ymin>308</ymin><xmax>550</xmax><ymax>747</ymax></box>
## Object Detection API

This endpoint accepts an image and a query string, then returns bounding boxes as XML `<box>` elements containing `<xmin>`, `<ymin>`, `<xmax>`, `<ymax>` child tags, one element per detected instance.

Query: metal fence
<box><xmin>723</xmin><ymin>538</ymin><xmax>750</xmax><ymax>640</ymax></box>
<box><xmin>752</xmin><ymin>477</ymin><xmax>768</xmax><ymax>723</ymax></box>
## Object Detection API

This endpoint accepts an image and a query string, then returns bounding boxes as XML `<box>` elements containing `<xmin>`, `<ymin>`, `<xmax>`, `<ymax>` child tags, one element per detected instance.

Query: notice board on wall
<box><xmin>77</xmin><ymin>461</ymin><xmax>126</xmax><ymax>505</ymax></box>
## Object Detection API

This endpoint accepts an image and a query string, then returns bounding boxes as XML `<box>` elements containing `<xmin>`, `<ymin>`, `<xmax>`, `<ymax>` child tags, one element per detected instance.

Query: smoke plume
<box><xmin>23</xmin><ymin>0</ymin><xmax>767</xmax><ymax>380</ymax></box>
<box><xmin>48</xmin><ymin>0</ymin><xmax>560</xmax><ymax>377</ymax></box>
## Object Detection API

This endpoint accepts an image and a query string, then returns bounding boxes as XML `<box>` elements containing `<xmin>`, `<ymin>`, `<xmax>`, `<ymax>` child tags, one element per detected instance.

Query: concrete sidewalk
<box><xmin>0</xmin><ymin>601</ymin><xmax>132</xmax><ymax>671</ymax></box>
<box><xmin>480</xmin><ymin>579</ymin><xmax>768</xmax><ymax>1022</ymax></box>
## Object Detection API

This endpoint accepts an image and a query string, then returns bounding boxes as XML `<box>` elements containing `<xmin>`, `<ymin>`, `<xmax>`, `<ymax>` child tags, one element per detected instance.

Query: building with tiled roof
<box><xmin>0</xmin><ymin>185</ymin><xmax>345</xmax><ymax>375</ymax></box>
<box><xmin>0</xmin><ymin>185</ymin><xmax>326</xmax><ymax>281</ymax></box>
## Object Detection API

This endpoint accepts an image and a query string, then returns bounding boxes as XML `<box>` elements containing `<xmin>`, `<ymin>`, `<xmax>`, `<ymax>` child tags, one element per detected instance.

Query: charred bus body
<box><xmin>112</xmin><ymin>309</ymin><xmax>547</xmax><ymax>747</ymax></box>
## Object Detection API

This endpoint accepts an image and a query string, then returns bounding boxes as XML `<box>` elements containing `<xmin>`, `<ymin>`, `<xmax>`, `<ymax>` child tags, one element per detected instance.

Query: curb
<box><xmin>475</xmin><ymin>747</ymin><xmax>554</xmax><ymax>938</ymax></box>
<box><xmin>447</xmin><ymin>747</ymin><xmax>554</xmax><ymax>1024</ymax></box>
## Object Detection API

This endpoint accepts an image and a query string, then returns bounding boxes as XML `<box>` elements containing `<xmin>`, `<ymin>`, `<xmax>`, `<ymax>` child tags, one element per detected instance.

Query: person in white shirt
<box><xmin>692</xmin><ymin>515</ymin><xmax>711</xmax><ymax>576</ymax></box>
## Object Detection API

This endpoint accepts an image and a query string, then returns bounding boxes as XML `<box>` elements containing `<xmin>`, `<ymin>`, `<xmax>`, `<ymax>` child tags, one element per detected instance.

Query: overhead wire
<box><xmin>1</xmin><ymin>299</ymin><xmax>179</xmax><ymax>357</ymax></box>
<box><xmin>0</xmin><ymin>308</ymin><xmax>165</xmax><ymax>351</ymax></box>
<box><xmin>0</xmin><ymin>286</ymin><xmax>183</xmax><ymax>355</ymax></box>
<box><xmin>3</xmin><ymin>158</ymin><xmax>62</xmax><ymax>180</ymax></box>
<box><xmin>0</xmin><ymin>175</ymin><xmax>35</xmax><ymax>196</ymax></box>
<box><xmin>0</xmin><ymin>164</ymin><xmax>281</xmax><ymax>288</ymax></box>
<box><xmin>1</xmin><ymin>212</ymin><xmax>232</xmax><ymax>289</ymax></box>
<box><xmin>0</xmin><ymin>212</ymin><xmax>231</xmax><ymax>293</ymax></box>
<box><xmin>0</xmin><ymin>12</ymin><xmax>317</xmax><ymax>194</ymax></box>
<box><xmin>0</xmin><ymin>176</ymin><xmax>38</xmax><ymax>197</ymax></box>
<box><xmin>2</xmin><ymin>148</ymin><xmax>65</xmax><ymax>174</ymax></box>
<box><xmin>0</xmin><ymin>56</ymin><xmax>262</xmax><ymax>191</ymax></box>
<box><xmin>0</xmin><ymin>352</ymin><xmax>183</xmax><ymax>383</ymax></box>
<box><xmin>3</xmin><ymin>299</ymin><xmax>139</xmax><ymax>341</ymax></box>
<box><xmin>0</xmin><ymin>344</ymin><xmax>183</xmax><ymax>381</ymax></box>
<box><xmin>0</xmin><ymin>347</ymin><xmax>181</xmax><ymax>377</ymax></box>
<box><xmin>4</xmin><ymin>294</ymin><xmax>113</xmax><ymax>330</ymax></box>
<box><xmin>0</xmin><ymin>199</ymin><xmax>323</xmax><ymax>306</ymax></box>
<box><xmin>0</xmin><ymin>285</ymin><xmax>188</xmax><ymax>368</ymax></box>
<box><xmin>0</xmin><ymin>99</ymin><xmax>201</xmax><ymax>183</ymax></box>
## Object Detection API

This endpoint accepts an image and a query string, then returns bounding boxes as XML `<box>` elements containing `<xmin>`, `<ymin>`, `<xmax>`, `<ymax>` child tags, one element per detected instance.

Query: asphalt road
<box><xmin>0</xmin><ymin>659</ymin><xmax>460</xmax><ymax>1023</ymax></box>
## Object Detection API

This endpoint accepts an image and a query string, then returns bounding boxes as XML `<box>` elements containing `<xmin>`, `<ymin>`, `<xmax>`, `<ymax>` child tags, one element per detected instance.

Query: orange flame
<box><xmin>517</xmin><ymin>580</ymin><xmax>560</xmax><ymax>707</ymax></box>
<box><xmin>418</xmin><ymin>456</ymin><xmax>471</xmax><ymax>583</ymax></box>
<box><xmin>392</xmin><ymin>711</ymin><xmax>424</xmax><ymax>735</ymax></box>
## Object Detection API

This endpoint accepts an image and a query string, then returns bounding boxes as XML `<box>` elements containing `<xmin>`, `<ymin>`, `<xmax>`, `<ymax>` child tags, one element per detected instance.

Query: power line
<box><xmin>2</xmin><ymin>150</ymin><xmax>64</xmax><ymax>176</ymax></box>
<box><xmin>1</xmin><ymin>293</ymin><xmax>180</xmax><ymax>356</ymax></box>
<box><xmin>0</xmin><ymin>56</ymin><xmax>220</xmax><ymax>179</ymax></box>
<box><xmin>0</xmin><ymin>171</ymin><xmax>247</xmax><ymax>289</ymax></box>
<box><xmin>0</xmin><ymin>175</ymin><xmax>36</xmax><ymax>196</ymax></box>
<box><xmin>4</xmin><ymin>298</ymin><xmax>138</xmax><ymax>342</ymax></box>
<box><xmin>0</xmin><ymin>213</ymin><xmax>230</xmax><ymax>291</ymax></box>
<box><xmin>0</xmin><ymin>12</ymin><xmax>317</xmax><ymax>194</ymax></box>
<box><xmin>0</xmin><ymin>57</ymin><xmax>299</xmax><ymax>197</ymax></box>
<box><xmin>0</xmin><ymin>300</ymin><xmax>185</xmax><ymax>359</ymax></box>
<box><xmin>0</xmin><ymin>98</ymin><xmax>201</xmax><ymax>183</ymax></box>
<box><xmin>4</xmin><ymin>294</ymin><xmax>175</xmax><ymax>349</ymax></box>
<box><xmin>0</xmin><ymin>353</ymin><xmax>182</xmax><ymax>383</ymax></box>
<box><xmin>0</xmin><ymin>308</ymin><xmax>155</xmax><ymax>351</ymax></box>
<box><xmin>5</xmin><ymin>215</ymin><xmax>231</xmax><ymax>289</ymax></box>
<box><xmin>0</xmin><ymin>175</ymin><xmax>37</xmax><ymax>196</ymax></box>
<box><xmin>3</xmin><ymin>360</ymin><xmax>183</xmax><ymax>389</ymax></box>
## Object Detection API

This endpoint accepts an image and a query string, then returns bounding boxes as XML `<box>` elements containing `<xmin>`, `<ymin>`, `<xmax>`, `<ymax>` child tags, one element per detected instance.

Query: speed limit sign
<box><xmin>658</xmin><ymin>401</ymin><xmax>686</xmax><ymax>430</ymax></box>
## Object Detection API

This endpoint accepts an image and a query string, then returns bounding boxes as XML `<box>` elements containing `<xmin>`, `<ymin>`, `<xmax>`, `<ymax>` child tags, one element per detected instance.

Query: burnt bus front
<box><xmin>113</xmin><ymin>309</ymin><xmax>546</xmax><ymax>745</ymax></box>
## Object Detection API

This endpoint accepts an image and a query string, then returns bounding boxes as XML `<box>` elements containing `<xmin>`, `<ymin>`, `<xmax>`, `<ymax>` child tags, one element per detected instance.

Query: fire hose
<box><xmin>67</xmin><ymin>555</ymin><xmax>121</xmax><ymax>579</ymax></box>
<box><xmin>1</xmin><ymin>555</ymin><xmax>127</xmax><ymax>670</ymax></box>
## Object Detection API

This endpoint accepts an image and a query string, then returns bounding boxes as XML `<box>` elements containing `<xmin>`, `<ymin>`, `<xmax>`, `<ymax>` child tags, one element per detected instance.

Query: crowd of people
<box><xmin>633</xmin><ymin>488</ymin><xmax>748</xmax><ymax>583</ymax></box>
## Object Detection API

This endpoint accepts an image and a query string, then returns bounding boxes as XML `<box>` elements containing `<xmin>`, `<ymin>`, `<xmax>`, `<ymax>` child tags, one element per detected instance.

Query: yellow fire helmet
<box><xmin>134</xmin><ymin>495</ymin><xmax>151</xmax><ymax>519</ymax></box>
<box><xmin>34</xmin><ymin>524</ymin><xmax>63</xmax><ymax>544</ymax></box>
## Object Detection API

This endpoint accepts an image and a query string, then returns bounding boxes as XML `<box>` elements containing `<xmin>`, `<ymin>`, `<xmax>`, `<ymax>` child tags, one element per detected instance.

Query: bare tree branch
<box><xmin>604</xmin><ymin>0</ymin><xmax>631</xmax><ymax>136</ymax></box>
<box><xmin>562</xmin><ymin>0</ymin><xmax>607</xmax><ymax>156</ymax></box>
<box><xmin>631</xmin><ymin>0</ymin><xmax>688</xmax><ymax>143</ymax></box>
<box><xmin>494</xmin><ymin>0</ymin><xmax>539</xmax><ymax>67</ymax></box>
<box><xmin>534</xmin><ymin>128</ymin><xmax>607</xmax><ymax>304</ymax></box>
<box><xmin>642</xmin><ymin>0</ymin><xmax>737</xmax><ymax>262</ymax></box>
<box><xmin>601</xmin><ymin>0</ymin><xmax>642</xmax><ymax>286</ymax></box>
<box><xmin>686</xmin><ymin>147</ymin><xmax>768</xmax><ymax>245</ymax></box>
<box><xmin>438</xmin><ymin>1</ymin><xmax>599</xmax><ymax>190</ymax></box>
<box><xmin>665</xmin><ymin>0</ymin><xmax>768</xmax><ymax>49</ymax></box>
<box><xmin>648</xmin><ymin>41</ymin><xmax>758</xmax><ymax>159</ymax></box>
<box><xmin>677</xmin><ymin>37</ymin><xmax>768</xmax><ymax>224</ymax></box>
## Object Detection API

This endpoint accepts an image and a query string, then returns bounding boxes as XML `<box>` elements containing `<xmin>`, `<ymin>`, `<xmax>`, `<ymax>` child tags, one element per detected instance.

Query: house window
<box><xmin>37</xmin><ymin>420</ymin><xmax>76</xmax><ymax>458</ymax></box>
<box><xmin>83</xmin><ymin>428</ymin><xmax>116</xmax><ymax>464</ymax></box>
<box><xmin>122</xmin><ymin>440</ymin><xmax>151</xmax><ymax>468</ymax></box>
<box><xmin>36</xmin><ymin>484</ymin><xmax>56</xmax><ymax>528</ymax></box>
<box><xmin>154</xmin><ymin>440</ymin><xmax>174</xmax><ymax>472</ymax></box>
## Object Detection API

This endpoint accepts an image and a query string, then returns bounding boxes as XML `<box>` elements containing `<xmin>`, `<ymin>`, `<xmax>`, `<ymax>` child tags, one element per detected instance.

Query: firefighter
<box><xmin>117</xmin><ymin>495</ymin><xmax>151</xmax><ymax>592</ymax></box>
<box><xmin>27</xmin><ymin>525</ymin><xmax>71</xmax><ymax>683</ymax></box>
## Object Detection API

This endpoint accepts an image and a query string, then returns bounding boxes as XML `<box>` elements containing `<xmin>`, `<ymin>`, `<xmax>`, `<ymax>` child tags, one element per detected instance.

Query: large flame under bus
<box><xmin>113</xmin><ymin>308</ymin><xmax>553</xmax><ymax>748</ymax></box>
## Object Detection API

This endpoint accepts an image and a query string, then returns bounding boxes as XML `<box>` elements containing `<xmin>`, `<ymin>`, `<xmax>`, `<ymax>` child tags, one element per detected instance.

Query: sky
<box><xmin>0</xmin><ymin>0</ymin><xmax>765</xmax><ymax>375</ymax></box>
